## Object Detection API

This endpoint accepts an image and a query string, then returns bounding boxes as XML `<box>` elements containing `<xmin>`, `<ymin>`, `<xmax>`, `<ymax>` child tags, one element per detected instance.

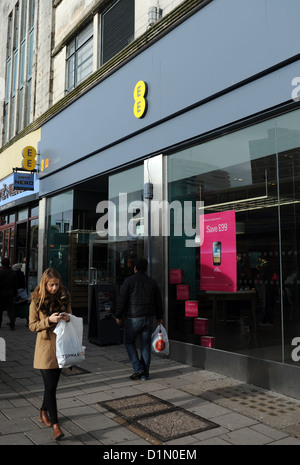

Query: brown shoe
<box><xmin>53</xmin><ymin>423</ymin><xmax>64</xmax><ymax>440</ymax></box>
<box><xmin>38</xmin><ymin>409</ymin><xmax>52</xmax><ymax>427</ymax></box>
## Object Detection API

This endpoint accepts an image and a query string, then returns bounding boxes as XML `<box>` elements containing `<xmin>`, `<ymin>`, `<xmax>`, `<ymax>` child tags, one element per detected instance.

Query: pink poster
<box><xmin>200</xmin><ymin>210</ymin><xmax>236</xmax><ymax>292</ymax></box>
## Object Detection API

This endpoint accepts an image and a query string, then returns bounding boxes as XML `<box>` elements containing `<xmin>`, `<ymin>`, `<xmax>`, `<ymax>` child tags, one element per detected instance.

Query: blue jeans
<box><xmin>124</xmin><ymin>316</ymin><xmax>155</xmax><ymax>378</ymax></box>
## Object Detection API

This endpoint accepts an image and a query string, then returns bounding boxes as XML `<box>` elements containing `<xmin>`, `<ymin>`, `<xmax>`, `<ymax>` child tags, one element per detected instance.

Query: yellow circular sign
<box><xmin>22</xmin><ymin>146</ymin><xmax>37</xmax><ymax>170</ymax></box>
<box><xmin>133</xmin><ymin>81</ymin><xmax>148</xmax><ymax>118</ymax></box>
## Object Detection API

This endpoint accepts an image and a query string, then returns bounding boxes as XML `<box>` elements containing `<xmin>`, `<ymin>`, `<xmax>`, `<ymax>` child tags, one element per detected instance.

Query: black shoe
<box><xmin>130</xmin><ymin>372</ymin><xmax>143</xmax><ymax>380</ymax></box>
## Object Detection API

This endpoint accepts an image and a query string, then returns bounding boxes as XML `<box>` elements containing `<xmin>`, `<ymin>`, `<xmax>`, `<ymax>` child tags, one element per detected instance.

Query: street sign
<box><xmin>13</xmin><ymin>172</ymin><xmax>34</xmax><ymax>191</ymax></box>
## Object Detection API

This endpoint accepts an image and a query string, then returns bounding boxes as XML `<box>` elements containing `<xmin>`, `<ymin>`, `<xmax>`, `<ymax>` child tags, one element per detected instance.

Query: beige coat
<box><xmin>29</xmin><ymin>300</ymin><xmax>72</xmax><ymax>369</ymax></box>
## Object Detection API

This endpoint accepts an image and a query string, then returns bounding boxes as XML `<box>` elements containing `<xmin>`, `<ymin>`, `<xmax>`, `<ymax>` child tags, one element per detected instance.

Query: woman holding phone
<box><xmin>29</xmin><ymin>268</ymin><xmax>72</xmax><ymax>440</ymax></box>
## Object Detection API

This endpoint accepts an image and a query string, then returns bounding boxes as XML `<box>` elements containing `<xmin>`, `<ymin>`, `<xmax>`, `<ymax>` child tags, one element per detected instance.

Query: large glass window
<box><xmin>167</xmin><ymin>109</ymin><xmax>300</xmax><ymax>366</ymax></box>
<box><xmin>108</xmin><ymin>165</ymin><xmax>145</xmax><ymax>283</ymax></box>
<box><xmin>46</xmin><ymin>167</ymin><xmax>144</xmax><ymax>316</ymax></box>
<box><xmin>47</xmin><ymin>191</ymin><xmax>73</xmax><ymax>287</ymax></box>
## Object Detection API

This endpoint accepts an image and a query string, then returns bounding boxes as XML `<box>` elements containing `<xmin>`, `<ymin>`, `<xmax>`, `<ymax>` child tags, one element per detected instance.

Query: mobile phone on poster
<box><xmin>212</xmin><ymin>241</ymin><xmax>221</xmax><ymax>266</ymax></box>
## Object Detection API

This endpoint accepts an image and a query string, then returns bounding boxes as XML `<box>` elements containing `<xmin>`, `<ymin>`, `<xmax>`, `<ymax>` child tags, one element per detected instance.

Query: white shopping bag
<box><xmin>54</xmin><ymin>314</ymin><xmax>85</xmax><ymax>368</ymax></box>
<box><xmin>151</xmin><ymin>324</ymin><xmax>169</xmax><ymax>355</ymax></box>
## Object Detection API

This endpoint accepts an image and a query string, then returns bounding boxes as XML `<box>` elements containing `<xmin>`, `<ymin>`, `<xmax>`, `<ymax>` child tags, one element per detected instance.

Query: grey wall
<box><xmin>39</xmin><ymin>0</ymin><xmax>300</xmax><ymax>195</ymax></box>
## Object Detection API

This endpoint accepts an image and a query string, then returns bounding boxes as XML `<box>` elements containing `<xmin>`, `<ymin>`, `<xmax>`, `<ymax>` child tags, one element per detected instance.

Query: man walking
<box><xmin>115</xmin><ymin>258</ymin><xmax>163</xmax><ymax>381</ymax></box>
<box><xmin>0</xmin><ymin>258</ymin><xmax>18</xmax><ymax>330</ymax></box>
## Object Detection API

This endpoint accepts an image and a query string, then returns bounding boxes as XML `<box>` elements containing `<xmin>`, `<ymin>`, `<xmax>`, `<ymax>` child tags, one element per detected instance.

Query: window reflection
<box><xmin>168</xmin><ymin>109</ymin><xmax>300</xmax><ymax>366</ymax></box>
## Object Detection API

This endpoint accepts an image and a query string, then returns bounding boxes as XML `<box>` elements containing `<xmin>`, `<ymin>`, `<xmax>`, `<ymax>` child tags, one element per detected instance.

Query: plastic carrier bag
<box><xmin>54</xmin><ymin>314</ymin><xmax>85</xmax><ymax>368</ymax></box>
<box><xmin>151</xmin><ymin>324</ymin><xmax>169</xmax><ymax>355</ymax></box>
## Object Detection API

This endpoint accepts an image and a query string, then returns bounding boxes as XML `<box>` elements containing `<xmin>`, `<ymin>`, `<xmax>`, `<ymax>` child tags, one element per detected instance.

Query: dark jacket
<box><xmin>0</xmin><ymin>265</ymin><xmax>18</xmax><ymax>297</ymax></box>
<box><xmin>116</xmin><ymin>271</ymin><xmax>163</xmax><ymax>320</ymax></box>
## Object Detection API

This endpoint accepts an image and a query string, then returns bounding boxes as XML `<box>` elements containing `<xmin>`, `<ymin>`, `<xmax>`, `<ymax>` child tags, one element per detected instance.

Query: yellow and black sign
<box><xmin>22</xmin><ymin>146</ymin><xmax>37</xmax><ymax>170</ymax></box>
<box><xmin>133</xmin><ymin>81</ymin><xmax>148</xmax><ymax>118</ymax></box>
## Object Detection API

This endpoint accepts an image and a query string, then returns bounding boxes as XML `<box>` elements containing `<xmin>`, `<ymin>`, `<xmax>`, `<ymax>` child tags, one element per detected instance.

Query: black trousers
<box><xmin>40</xmin><ymin>368</ymin><xmax>61</xmax><ymax>425</ymax></box>
<box><xmin>0</xmin><ymin>295</ymin><xmax>15</xmax><ymax>328</ymax></box>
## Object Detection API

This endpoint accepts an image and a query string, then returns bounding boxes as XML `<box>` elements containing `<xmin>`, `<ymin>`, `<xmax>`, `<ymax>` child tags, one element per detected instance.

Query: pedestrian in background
<box><xmin>29</xmin><ymin>268</ymin><xmax>72</xmax><ymax>441</ymax></box>
<box><xmin>115</xmin><ymin>258</ymin><xmax>163</xmax><ymax>381</ymax></box>
<box><xmin>0</xmin><ymin>258</ymin><xmax>18</xmax><ymax>330</ymax></box>
<box><xmin>12</xmin><ymin>263</ymin><xmax>25</xmax><ymax>289</ymax></box>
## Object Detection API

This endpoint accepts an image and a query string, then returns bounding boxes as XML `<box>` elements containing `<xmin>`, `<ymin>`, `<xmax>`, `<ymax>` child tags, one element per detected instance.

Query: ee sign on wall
<box><xmin>22</xmin><ymin>146</ymin><xmax>37</xmax><ymax>170</ymax></box>
<box><xmin>133</xmin><ymin>81</ymin><xmax>148</xmax><ymax>118</ymax></box>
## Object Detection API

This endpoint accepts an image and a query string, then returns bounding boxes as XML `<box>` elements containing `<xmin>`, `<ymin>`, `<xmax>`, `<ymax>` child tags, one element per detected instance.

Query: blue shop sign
<box><xmin>13</xmin><ymin>172</ymin><xmax>34</xmax><ymax>191</ymax></box>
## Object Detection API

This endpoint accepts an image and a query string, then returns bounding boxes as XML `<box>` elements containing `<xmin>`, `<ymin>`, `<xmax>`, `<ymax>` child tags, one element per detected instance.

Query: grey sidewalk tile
<box><xmin>152</xmin><ymin>387</ymin><xmax>191</xmax><ymax>403</ymax></box>
<box><xmin>59</xmin><ymin>417</ymin><xmax>103</xmax><ymax>444</ymax></box>
<box><xmin>192</xmin><ymin>426</ymin><xmax>230</xmax><ymax>441</ymax></box>
<box><xmin>0</xmin><ymin>432</ymin><xmax>34</xmax><ymax>445</ymax></box>
<box><xmin>107</xmin><ymin>386</ymin><xmax>146</xmax><ymax>399</ymax></box>
<box><xmin>57</xmin><ymin>397</ymin><xmax>87</xmax><ymax>410</ymax></box>
<box><xmin>282</xmin><ymin>423</ymin><xmax>300</xmax><ymax>438</ymax></box>
<box><xmin>90</xmin><ymin>424</ymin><xmax>147</xmax><ymax>445</ymax></box>
<box><xmin>220</xmin><ymin>426</ymin><xmax>274</xmax><ymax>445</ymax></box>
<box><xmin>59</xmin><ymin>404</ymin><xmax>101</xmax><ymax>419</ymax></box>
<box><xmin>0</xmin><ymin>399</ymin><xmax>15</xmax><ymax>409</ymax></box>
<box><xmin>1</xmin><ymin>405</ymin><xmax>38</xmax><ymax>419</ymax></box>
<box><xmin>73</xmin><ymin>412</ymin><xmax>117</xmax><ymax>432</ymax></box>
<box><xmin>189</xmin><ymin>402</ymin><xmax>232</xmax><ymax>419</ymax></box>
<box><xmin>193</xmin><ymin>436</ymin><xmax>232</xmax><ymax>445</ymax></box>
<box><xmin>269</xmin><ymin>436</ymin><xmax>300</xmax><ymax>445</ymax></box>
<box><xmin>24</xmin><ymin>427</ymin><xmax>61</xmax><ymax>445</ymax></box>
<box><xmin>78</xmin><ymin>383</ymin><xmax>112</xmax><ymax>395</ymax></box>
<box><xmin>0</xmin><ymin>416</ymin><xmax>39</xmax><ymax>435</ymax></box>
<box><xmin>131</xmin><ymin>381</ymin><xmax>167</xmax><ymax>393</ymax></box>
<box><xmin>250</xmin><ymin>423</ymin><xmax>289</xmax><ymax>441</ymax></box>
<box><xmin>76</xmin><ymin>391</ymin><xmax>114</xmax><ymax>405</ymax></box>
<box><xmin>214</xmin><ymin>412</ymin><xmax>258</xmax><ymax>431</ymax></box>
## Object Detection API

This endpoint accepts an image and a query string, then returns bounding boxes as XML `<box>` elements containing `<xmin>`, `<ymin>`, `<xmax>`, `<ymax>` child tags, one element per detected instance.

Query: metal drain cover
<box><xmin>100</xmin><ymin>394</ymin><xmax>174</xmax><ymax>420</ymax></box>
<box><xmin>135</xmin><ymin>408</ymin><xmax>218</xmax><ymax>442</ymax></box>
<box><xmin>100</xmin><ymin>394</ymin><xmax>218</xmax><ymax>442</ymax></box>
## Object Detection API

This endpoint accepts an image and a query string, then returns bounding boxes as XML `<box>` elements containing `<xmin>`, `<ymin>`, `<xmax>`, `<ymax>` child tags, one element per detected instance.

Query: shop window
<box><xmin>167</xmin><ymin>108</ymin><xmax>300</xmax><ymax>366</ymax></box>
<box><xmin>47</xmin><ymin>191</ymin><xmax>73</xmax><ymax>287</ymax></box>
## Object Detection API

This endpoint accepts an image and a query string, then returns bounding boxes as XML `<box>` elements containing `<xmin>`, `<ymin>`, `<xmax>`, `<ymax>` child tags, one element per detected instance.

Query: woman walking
<box><xmin>29</xmin><ymin>268</ymin><xmax>72</xmax><ymax>440</ymax></box>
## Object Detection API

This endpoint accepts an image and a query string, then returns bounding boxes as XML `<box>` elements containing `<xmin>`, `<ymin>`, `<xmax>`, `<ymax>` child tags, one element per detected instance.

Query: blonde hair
<box><xmin>31</xmin><ymin>268</ymin><xmax>62</xmax><ymax>309</ymax></box>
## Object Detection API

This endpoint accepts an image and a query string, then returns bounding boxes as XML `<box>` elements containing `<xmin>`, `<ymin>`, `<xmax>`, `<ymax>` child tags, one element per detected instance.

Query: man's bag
<box><xmin>54</xmin><ymin>314</ymin><xmax>85</xmax><ymax>368</ymax></box>
<box><xmin>151</xmin><ymin>324</ymin><xmax>169</xmax><ymax>355</ymax></box>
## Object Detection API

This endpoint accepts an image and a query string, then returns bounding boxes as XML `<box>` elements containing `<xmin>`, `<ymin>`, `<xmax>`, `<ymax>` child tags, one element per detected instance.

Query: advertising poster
<box><xmin>200</xmin><ymin>210</ymin><xmax>236</xmax><ymax>292</ymax></box>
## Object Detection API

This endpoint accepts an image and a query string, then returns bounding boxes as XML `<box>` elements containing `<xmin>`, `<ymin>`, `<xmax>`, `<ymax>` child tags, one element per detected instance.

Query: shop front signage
<box><xmin>13</xmin><ymin>172</ymin><xmax>34</xmax><ymax>191</ymax></box>
<box><xmin>0</xmin><ymin>172</ymin><xmax>39</xmax><ymax>210</ymax></box>
<box><xmin>22</xmin><ymin>145</ymin><xmax>37</xmax><ymax>170</ymax></box>
<box><xmin>133</xmin><ymin>80</ymin><xmax>148</xmax><ymax>118</ymax></box>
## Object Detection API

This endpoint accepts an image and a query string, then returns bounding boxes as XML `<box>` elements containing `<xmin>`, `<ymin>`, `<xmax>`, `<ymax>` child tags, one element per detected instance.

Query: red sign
<box><xmin>200</xmin><ymin>210</ymin><xmax>236</xmax><ymax>292</ymax></box>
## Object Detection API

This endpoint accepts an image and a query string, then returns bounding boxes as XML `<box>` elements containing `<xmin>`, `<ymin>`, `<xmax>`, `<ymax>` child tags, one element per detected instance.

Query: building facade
<box><xmin>1</xmin><ymin>0</ymin><xmax>300</xmax><ymax>398</ymax></box>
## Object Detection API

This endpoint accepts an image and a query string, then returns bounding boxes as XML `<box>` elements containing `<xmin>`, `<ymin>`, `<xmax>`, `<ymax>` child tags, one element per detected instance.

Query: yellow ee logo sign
<box><xmin>133</xmin><ymin>81</ymin><xmax>148</xmax><ymax>119</ymax></box>
<box><xmin>22</xmin><ymin>146</ymin><xmax>37</xmax><ymax>170</ymax></box>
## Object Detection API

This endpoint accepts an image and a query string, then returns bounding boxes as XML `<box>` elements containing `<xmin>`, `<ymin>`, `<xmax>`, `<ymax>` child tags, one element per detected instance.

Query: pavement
<box><xmin>1</xmin><ymin>313</ymin><xmax>300</xmax><ymax>453</ymax></box>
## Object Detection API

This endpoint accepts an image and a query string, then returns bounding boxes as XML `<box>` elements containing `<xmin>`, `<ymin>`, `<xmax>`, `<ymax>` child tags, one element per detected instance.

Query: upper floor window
<box><xmin>3</xmin><ymin>0</ymin><xmax>35</xmax><ymax>145</ymax></box>
<box><xmin>101</xmin><ymin>0</ymin><xmax>134</xmax><ymax>65</ymax></box>
<box><xmin>65</xmin><ymin>0</ymin><xmax>134</xmax><ymax>94</ymax></box>
<box><xmin>66</xmin><ymin>22</ymin><xmax>93</xmax><ymax>92</ymax></box>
